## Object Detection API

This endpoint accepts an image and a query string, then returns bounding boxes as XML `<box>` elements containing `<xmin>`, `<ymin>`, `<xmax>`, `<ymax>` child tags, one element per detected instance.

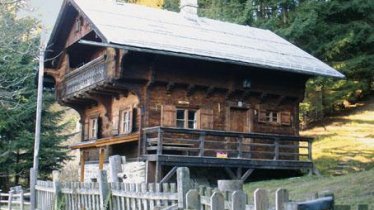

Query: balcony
<box><xmin>60</xmin><ymin>55</ymin><xmax>111</xmax><ymax>101</ymax></box>
<box><xmin>142</xmin><ymin>126</ymin><xmax>313</xmax><ymax>171</ymax></box>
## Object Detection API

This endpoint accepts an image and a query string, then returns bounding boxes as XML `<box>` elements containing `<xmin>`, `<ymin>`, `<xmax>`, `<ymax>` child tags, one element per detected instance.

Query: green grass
<box><xmin>244</xmin><ymin>98</ymin><xmax>374</xmax><ymax>208</ymax></box>
<box><xmin>301</xmin><ymin>98</ymin><xmax>374</xmax><ymax>175</ymax></box>
<box><xmin>244</xmin><ymin>168</ymin><xmax>374</xmax><ymax>207</ymax></box>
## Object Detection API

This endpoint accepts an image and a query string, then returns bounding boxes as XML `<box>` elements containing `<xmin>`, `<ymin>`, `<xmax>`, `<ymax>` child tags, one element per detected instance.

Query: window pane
<box><xmin>188</xmin><ymin>121</ymin><xmax>195</xmax><ymax>129</ymax></box>
<box><xmin>177</xmin><ymin>120</ymin><xmax>184</xmax><ymax>128</ymax></box>
<box><xmin>188</xmin><ymin>111</ymin><xmax>196</xmax><ymax>120</ymax></box>
<box><xmin>177</xmin><ymin>110</ymin><xmax>184</xmax><ymax>120</ymax></box>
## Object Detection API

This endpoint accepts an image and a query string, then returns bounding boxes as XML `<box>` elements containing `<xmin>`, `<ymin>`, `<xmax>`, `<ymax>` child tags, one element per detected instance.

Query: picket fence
<box><xmin>34</xmin><ymin>167</ymin><xmax>339</xmax><ymax>210</ymax></box>
<box><xmin>0</xmin><ymin>186</ymin><xmax>31</xmax><ymax>210</ymax></box>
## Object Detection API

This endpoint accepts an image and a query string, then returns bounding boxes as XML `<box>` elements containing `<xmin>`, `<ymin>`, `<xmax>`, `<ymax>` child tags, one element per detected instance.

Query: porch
<box><xmin>141</xmin><ymin>126</ymin><xmax>314</xmax><ymax>182</ymax></box>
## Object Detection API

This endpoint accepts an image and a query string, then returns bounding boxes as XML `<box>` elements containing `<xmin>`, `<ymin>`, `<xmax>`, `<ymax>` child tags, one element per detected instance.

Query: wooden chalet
<box><xmin>44</xmin><ymin>0</ymin><xmax>344</xmax><ymax>182</ymax></box>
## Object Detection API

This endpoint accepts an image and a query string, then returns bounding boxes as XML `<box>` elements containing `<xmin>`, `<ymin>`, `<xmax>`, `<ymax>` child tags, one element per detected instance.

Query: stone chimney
<box><xmin>180</xmin><ymin>0</ymin><xmax>198</xmax><ymax>18</ymax></box>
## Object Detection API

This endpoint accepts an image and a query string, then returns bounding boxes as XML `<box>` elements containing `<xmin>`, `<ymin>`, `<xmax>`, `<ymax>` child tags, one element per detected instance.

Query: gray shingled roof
<box><xmin>67</xmin><ymin>0</ymin><xmax>344</xmax><ymax>78</ymax></box>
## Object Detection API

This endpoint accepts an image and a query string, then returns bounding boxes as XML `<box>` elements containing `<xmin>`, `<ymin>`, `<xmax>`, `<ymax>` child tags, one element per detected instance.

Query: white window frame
<box><xmin>120</xmin><ymin>109</ymin><xmax>132</xmax><ymax>134</ymax></box>
<box><xmin>89</xmin><ymin>117</ymin><xmax>98</xmax><ymax>140</ymax></box>
<box><xmin>176</xmin><ymin>109</ymin><xmax>197</xmax><ymax>129</ymax></box>
<box><xmin>265</xmin><ymin>111</ymin><xmax>280</xmax><ymax>124</ymax></box>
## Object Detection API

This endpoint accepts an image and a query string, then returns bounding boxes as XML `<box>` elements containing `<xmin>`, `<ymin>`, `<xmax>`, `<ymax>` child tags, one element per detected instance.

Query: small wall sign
<box><xmin>216</xmin><ymin>151</ymin><xmax>228</xmax><ymax>158</ymax></box>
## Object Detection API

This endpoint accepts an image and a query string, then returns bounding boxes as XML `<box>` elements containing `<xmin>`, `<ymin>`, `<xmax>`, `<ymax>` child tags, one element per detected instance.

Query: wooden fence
<box><xmin>0</xmin><ymin>186</ymin><xmax>30</xmax><ymax>210</ymax></box>
<box><xmin>33</xmin><ymin>167</ymin><xmax>368</xmax><ymax>210</ymax></box>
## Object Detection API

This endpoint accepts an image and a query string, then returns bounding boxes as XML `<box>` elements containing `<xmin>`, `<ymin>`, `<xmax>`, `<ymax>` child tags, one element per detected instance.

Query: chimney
<box><xmin>180</xmin><ymin>0</ymin><xmax>198</xmax><ymax>18</ymax></box>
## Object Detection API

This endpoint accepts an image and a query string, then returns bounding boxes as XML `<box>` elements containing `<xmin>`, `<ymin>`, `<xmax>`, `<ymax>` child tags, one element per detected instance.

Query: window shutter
<box><xmin>112</xmin><ymin>113</ymin><xmax>119</xmax><ymax>135</ymax></box>
<box><xmin>281</xmin><ymin>111</ymin><xmax>291</xmax><ymax>125</ymax></box>
<box><xmin>161</xmin><ymin>105</ymin><xmax>176</xmax><ymax>127</ymax></box>
<box><xmin>197</xmin><ymin>108</ymin><xmax>213</xmax><ymax>129</ymax></box>
<box><xmin>258</xmin><ymin>110</ymin><xmax>267</xmax><ymax>123</ymax></box>
<box><xmin>84</xmin><ymin>120</ymin><xmax>89</xmax><ymax>140</ymax></box>
<box><xmin>97</xmin><ymin>117</ymin><xmax>102</xmax><ymax>138</ymax></box>
<box><xmin>127</xmin><ymin>107</ymin><xmax>133</xmax><ymax>133</ymax></box>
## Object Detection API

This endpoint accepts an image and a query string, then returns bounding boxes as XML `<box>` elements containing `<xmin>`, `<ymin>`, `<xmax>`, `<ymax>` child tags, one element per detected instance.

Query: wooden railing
<box><xmin>143</xmin><ymin>126</ymin><xmax>313</xmax><ymax>161</ymax></box>
<box><xmin>61</xmin><ymin>55</ymin><xmax>109</xmax><ymax>98</ymax></box>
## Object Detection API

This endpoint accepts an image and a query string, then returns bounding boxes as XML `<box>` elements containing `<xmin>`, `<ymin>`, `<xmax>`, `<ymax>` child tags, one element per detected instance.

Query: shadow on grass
<box><xmin>314</xmin><ymin>155</ymin><xmax>374</xmax><ymax>175</ymax></box>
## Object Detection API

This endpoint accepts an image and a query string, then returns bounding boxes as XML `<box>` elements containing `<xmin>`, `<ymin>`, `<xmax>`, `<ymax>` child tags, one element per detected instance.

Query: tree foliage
<box><xmin>164</xmin><ymin>0</ymin><xmax>373</xmax><ymax>125</ymax></box>
<box><xmin>0</xmin><ymin>1</ymin><xmax>71</xmax><ymax>190</ymax></box>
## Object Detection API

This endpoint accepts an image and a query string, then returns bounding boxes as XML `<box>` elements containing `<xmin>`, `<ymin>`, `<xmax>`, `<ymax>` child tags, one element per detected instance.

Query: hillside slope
<box><xmin>244</xmin><ymin>168</ymin><xmax>374</xmax><ymax>206</ymax></box>
<box><xmin>301</xmin><ymin>97</ymin><xmax>374</xmax><ymax>175</ymax></box>
<box><xmin>244</xmin><ymin>98</ymin><xmax>374</xmax><ymax>207</ymax></box>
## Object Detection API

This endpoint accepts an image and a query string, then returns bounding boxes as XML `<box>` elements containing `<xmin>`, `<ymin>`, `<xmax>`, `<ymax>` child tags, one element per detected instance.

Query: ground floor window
<box><xmin>119</xmin><ymin>108</ymin><xmax>133</xmax><ymax>134</ymax></box>
<box><xmin>89</xmin><ymin>117</ymin><xmax>98</xmax><ymax>139</ymax></box>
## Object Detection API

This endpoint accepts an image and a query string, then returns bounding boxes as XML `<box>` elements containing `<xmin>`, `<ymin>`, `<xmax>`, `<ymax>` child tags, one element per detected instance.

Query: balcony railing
<box><xmin>143</xmin><ymin>126</ymin><xmax>313</xmax><ymax>162</ymax></box>
<box><xmin>61</xmin><ymin>55</ymin><xmax>109</xmax><ymax>98</ymax></box>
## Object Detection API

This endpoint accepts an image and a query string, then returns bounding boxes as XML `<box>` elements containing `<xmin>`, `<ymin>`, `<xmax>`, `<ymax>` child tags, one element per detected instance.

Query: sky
<box><xmin>27</xmin><ymin>0</ymin><xmax>63</xmax><ymax>28</ymax></box>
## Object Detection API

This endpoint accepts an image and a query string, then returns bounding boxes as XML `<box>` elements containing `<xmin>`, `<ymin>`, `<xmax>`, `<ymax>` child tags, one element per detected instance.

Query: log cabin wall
<box><xmin>121</xmin><ymin>53</ymin><xmax>307</xmax><ymax>136</ymax></box>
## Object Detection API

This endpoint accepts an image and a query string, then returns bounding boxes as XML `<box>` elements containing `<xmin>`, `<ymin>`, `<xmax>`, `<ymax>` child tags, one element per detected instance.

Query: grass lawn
<box><xmin>244</xmin><ymin>98</ymin><xmax>374</xmax><ymax>207</ymax></box>
<box><xmin>244</xmin><ymin>168</ymin><xmax>374</xmax><ymax>207</ymax></box>
<box><xmin>301</xmin><ymin>97</ymin><xmax>374</xmax><ymax>175</ymax></box>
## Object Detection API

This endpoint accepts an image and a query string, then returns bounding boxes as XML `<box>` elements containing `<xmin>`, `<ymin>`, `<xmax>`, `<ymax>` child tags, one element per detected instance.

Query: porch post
<box><xmin>99</xmin><ymin>147</ymin><xmax>105</xmax><ymax>170</ymax></box>
<box><xmin>80</xmin><ymin>150</ymin><xmax>86</xmax><ymax>182</ymax></box>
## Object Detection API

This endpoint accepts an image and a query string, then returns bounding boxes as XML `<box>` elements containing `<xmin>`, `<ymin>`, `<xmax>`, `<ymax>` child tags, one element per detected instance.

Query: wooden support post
<box><xmin>52</xmin><ymin>170</ymin><xmax>61</xmax><ymax>210</ymax></box>
<box><xmin>199</xmin><ymin>132</ymin><xmax>205</xmax><ymax>157</ymax></box>
<box><xmin>308</xmin><ymin>139</ymin><xmax>313</xmax><ymax>161</ymax></box>
<box><xmin>155</xmin><ymin>161</ymin><xmax>162</xmax><ymax>183</ymax></box>
<box><xmin>224</xmin><ymin>167</ymin><xmax>236</xmax><ymax>180</ymax></box>
<box><xmin>177</xmin><ymin>167</ymin><xmax>191</xmax><ymax>209</ymax></box>
<box><xmin>254</xmin><ymin>188</ymin><xmax>269</xmax><ymax>210</ymax></box>
<box><xmin>109</xmin><ymin>155</ymin><xmax>122</xmax><ymax>183</ymax></box>
<box><xmin>238</xmin><ymin>135</ymin><xmax>243</xmax><ymax>158</ymax></box>
<box><xmin>157</xmin><ymin>128</ymin><xmax>163</xmax><ymax>155</ymax></box>
<box><xmin>241</xmin><ymin>169</ymin><xmax>254</xmax><ymax>181</ymax></box>
<box><xmin>210</xmin><ymin>191</ymin><xmax>224</xmax><ymax>210</ymax></box>
<box><xmin>275</xmin><ymin>188</ymin><xmax>289</xmax><ymax>210</ymax></box>
<box><xmin>236</xmin><ymin>167</ymin><xmax>242</xmax><ymax>179</ymax></box>
<box><xmin>160</xmin><ymin>166</ymin><xmax>177</xmax><ymax>184</ymax></box>
<box><xmin>99</xmin><ymin>148</ymin><xmax>105</xmax><ymax>170</ymax></box>
<box><xmin>274</xmin><ymin>138</ymin><xmax>280</xmax><ymax>160</ymax></box>
<box><xmin>186</xmin><ymin>189</ymin><xmax>201</xmax><ymax>210</ymax></box>
<box><xmin>80</xmin><ymin>151</ymin><xmax>86</xmax><ymax>182</ymax></box>
<box><xmin>98</xmin><ymin>170</ymin><xmax>110</xmax><ymax>209</ymax></box>
<box><xmin>231</xmin><ymin>191</ymin><xmax>247</xmax><ymax>210</ymax></box>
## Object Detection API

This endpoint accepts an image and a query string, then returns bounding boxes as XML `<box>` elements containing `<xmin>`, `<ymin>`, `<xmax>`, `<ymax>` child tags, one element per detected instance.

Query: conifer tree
<box><xmin>0</xmin><ymin>1</ymin><xmax>71</xmax><ymax>190</ymax></box>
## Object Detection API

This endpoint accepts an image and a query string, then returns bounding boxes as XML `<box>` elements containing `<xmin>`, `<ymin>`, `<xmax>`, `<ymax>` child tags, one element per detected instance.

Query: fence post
<box><xmin>186</xmin><ymin>189</ymin><xmax>200</xmax><ymax>210</ymax></box>
<box><xmin>52</xmin><ymin>170</ymin><xmax>61</xmax><ymax>210</ymax></box>
<box><xmin>276</xmin><ymin>188</ymin><xmax>289</xmax><ymax>210</ymax></box>
<box><xmin>19</xmin><ymin>189</ymin><xmax>24</xmax><ymax>210</ymax></box>
<box><xmin>177</xmin><ymin>167</ymin><xmax>191</xmax><ymax>209</ymax></box>
<box><xmin>7</xmin><ymin>189</ymin><xmax>14</xmax><ymax>210</ymax></box>
<box><xmin>109</xmin><ymin>155</ymin><xmax>122</xmax><ymax>183</ymax></box>
<box><xmin>218</xmin><ymin>180</ymin><xmax>243</xmax><ymax>192</ymax></box>
<box><xmin>30</xmin><ymin>168</ymin><xmax>36</xmax><ymax>210</ymax></box>
<box><xmin>231</xmin><ymin>191</ymin><xmax>246</xmax><ymax>210</ymax></box>
<box><xmin>98</xmin><ymin>170</ymin><xmax>110</xmax><ymax>209</ymax></box>
<box><xmin>211</xmin><ymin>191</ymin><xmax>224</xmax><ymax>210</ymax></box>
<box><xmin>254</xmin><ymin>188</ymin><xmax>269</xmax><ymax>210</ymax></box>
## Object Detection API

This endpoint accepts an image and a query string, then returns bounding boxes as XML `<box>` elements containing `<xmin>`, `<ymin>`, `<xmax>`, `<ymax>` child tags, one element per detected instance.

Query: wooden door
<box><xmin>230</xmin><ymin>108</ymin><xmax>248</xmax><ymax>132</ymax></box>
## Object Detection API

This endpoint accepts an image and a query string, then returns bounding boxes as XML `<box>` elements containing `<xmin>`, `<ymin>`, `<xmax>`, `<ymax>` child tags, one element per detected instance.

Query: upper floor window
<box><xmin>176</xmin><ymin>109</ymin><xmax>197</xmax><ymax>129</ymax></box>
<box><xmin>265</xmin><ymin>111</ymin><xmax>279</xmax><ymax>123</ymax></box>
<box><xmin>258</xmin><ymin>110</ymin><xmax>291</xmax><ymax>126</ymax></box>
<box><xmin>161</xmin><ymin>105</ymin><xmax>213</xmax><ymax>129</ymax></box>
<box><xmin>88</xmin><ymin>117</ymin><xmax>98</xmax><ymax>140</ymax></box>
<box><xmin>120</xmin><ymin>109</ymin><xmax>132</xmax><ymax>134</ymax></box>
